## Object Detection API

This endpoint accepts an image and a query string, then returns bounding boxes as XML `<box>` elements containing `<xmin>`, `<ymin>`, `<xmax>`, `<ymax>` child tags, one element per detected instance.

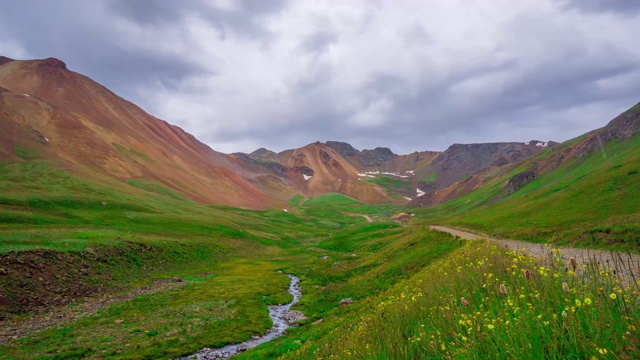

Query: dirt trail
<box><xmin>430</xmin><ymin>226</ymin><xmax>640</xmax><ymax>279</ymax></box>
<box><xmin>362</xmin><ymin>215</ymin><xmax>373</xmax><ymax>223</ymax></box>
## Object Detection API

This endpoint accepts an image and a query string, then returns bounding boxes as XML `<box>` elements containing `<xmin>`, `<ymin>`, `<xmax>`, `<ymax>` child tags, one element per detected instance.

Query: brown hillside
<box><xmin>0</xmin><ymin>57</ymin><xmax>276</xmax><ymax>209</ymax></box>
<box><xmin>275</xmin><ymin>142</ymin><xmax>388</xmax><ymax>203</ymax></box>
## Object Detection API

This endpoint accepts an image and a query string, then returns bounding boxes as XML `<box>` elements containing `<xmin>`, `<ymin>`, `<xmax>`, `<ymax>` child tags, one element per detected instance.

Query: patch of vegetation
<box><xmin>112</xmin><ymin>143</ymin><xmax>152</xmax><ymax>163</ymax></box>
<box><xmin>14</xmin><ymin>146</ymin><xmax>39</xmax><ymax>159</ymax></box>
<box><xmin>128</xmin><ymin>178</ymin><xmax>187</xmax><ymax>201</ymax></box>
<box><xmin>364</xmin><ymin>176</ymin><xmax>413</xmax><ymax>197</ymax></box>
<box><xmin>281</xmin><ymin>240</ymin><xmax>639</xmax><ymax>359</ymax></box>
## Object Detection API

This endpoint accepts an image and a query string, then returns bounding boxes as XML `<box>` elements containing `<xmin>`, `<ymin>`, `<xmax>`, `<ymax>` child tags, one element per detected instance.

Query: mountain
<box><xmin>0</xmin><ymin>57</ymin><xmax>276</xmax><ymax>209</ymax></box>
<box><xmin>414</xmin><ymin>101</ymin><xmax>640</xmax><ymax>246</ymax></box>
<box><xmin>409</xmin><ymin>141</ymin><xmax>556</xmax><ymax>206</ymax></box>
<box><xmin>0</xmin><ymin>56</ymin><xmax>579</xmax><ymax>208</ymax></box>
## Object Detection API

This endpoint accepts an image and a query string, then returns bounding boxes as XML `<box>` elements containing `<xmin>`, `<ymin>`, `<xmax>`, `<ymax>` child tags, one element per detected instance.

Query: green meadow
<box><xmin>1</xmin><ymin>130</ymin><xmax>639</xmax><ymax>359</ymax></box>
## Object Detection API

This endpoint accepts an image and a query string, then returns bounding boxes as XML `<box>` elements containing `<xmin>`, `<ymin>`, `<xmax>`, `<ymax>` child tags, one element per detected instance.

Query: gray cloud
<box><xmin>560</xmin><ymin>0</ymin><xmax>640</xmax><ymax>14</ymax></box>
<box><xmin>1</xmin><ymin>0</ymin><xmax>639</xmax><ymax>155</ymax></box>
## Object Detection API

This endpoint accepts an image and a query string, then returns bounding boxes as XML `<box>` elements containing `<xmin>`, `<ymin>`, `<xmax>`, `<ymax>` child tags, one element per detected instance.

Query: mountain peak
<box><xmin>36</xmin><ymin>57</ymin><xmax>67</xmax><ymax>74</ymax></box>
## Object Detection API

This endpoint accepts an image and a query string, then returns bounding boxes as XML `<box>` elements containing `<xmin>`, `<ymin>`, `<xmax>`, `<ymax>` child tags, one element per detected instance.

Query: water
<box><xmin>179</xmin><ymin>274</ymin><xmax>302</xmax><ymax>359</ymax></box>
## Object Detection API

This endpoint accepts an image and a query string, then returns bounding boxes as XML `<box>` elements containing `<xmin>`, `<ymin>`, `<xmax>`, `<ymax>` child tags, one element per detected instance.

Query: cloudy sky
<box><xmin>1</xmin><ymin>0</ymin><xmax>640</xmax><ymax>154</ymax></box>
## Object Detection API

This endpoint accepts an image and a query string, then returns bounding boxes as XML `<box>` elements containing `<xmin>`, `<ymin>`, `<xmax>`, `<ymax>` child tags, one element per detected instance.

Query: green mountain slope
<box><xmin>415</xmin><ymin>102</ymin><xmax>640</xmax><ymax>249</ymax></box>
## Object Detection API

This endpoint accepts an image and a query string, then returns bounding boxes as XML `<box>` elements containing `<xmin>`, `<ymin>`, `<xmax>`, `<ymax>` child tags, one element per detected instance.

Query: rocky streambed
<box><xmin>180</xmin><ymin>274</ymin><xmax>303</xmax><ymax>359</ymax></box>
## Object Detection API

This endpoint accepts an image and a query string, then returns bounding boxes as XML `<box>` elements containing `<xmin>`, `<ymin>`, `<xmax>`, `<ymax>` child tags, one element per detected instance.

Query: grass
<box><xmin>3</xmin><ymin>259</ymin><xmax>291</xmax><ymax>359</ymax></box>
<box><xmin>363</xmin><ymin>176</ymin><xmax>413</xmax><ymax>198</ymax></box>
<box><xmin>282</xmin><ymin>239</ymin><xmax>639</xmax><ymax>359</ymax></box>
<box><xmin>414</xmin><ymin>132</ymin><xmax>640</xmax><ymax>250</ymax></box>
<box><xmin>127</xmin><ymin>178</ymin><xmax>187</xmax><ymax>201</ymax></box>
<box><xmin>2</xmin><ymin>124</ymin><xmax>640</xmax><ymax>359</ymax></box>
<box><xmin>14</xmin><ymin>146</ymin><xmax>40</xmax><ymax>159</ymax></box>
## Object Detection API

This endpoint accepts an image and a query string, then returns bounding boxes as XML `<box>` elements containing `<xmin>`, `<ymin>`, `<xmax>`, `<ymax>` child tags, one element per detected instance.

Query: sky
<box><xmin>1</xmin><ymin>0</ymin><xmax>640</xmax><ymax>154</ymax></box>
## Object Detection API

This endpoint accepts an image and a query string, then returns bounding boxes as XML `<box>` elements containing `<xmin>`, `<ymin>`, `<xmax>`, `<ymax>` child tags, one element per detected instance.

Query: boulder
<box><xmin>339</xmin><ymin>298</ymin><xmax>353</xmax><ymax>306</ymax></box>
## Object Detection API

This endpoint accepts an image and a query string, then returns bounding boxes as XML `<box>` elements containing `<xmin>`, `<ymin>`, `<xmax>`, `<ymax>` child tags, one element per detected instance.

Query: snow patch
<box><xmin>416</xmin><ymin>188</ymin><xmax>425</xmax><ymax>196</ymax></box>
<box><xmin>303</xmin><ymin>174</ymin><xmax>312</xmax><ymax>181</ymax></box>
<box><xmin>358</xmin><ymin>173</ymin><xmax>375</xmax><ymax>178</ymax></box>
<box><xmin>283</xmin><ymin>209</ymin><xmax>288</xmax><ymax>212</ymax></box>
<box><xmin>23</xmin><ymin>93</ymin><xmax>30</xmax><ymax>97</ymax></box>
<box><xmin>405</xmin><ymin>170</ymin><xmax>415</xmax><ymax>174</ymax></box>
<box><xmin>403</xmin><ymin>196</ymin><xmax>412</xmax><ymax>201</ymax></box>
<box><xmin>381</xmin><ymin>172</ymin><xmax>409</xmax><ymax>178</ymax></box>
<box><xmin>44</xmin><ymin>137</ymin><xmax>49</xmax><ymax>143</ymax></box>
<box><xmin>535</xmin><ymin>142</ymin><xmax>548</xmax><ymax>147</ymax></box>
<box><xmin>524</xmin><ymin>142</ymin><xmax>529</xmax><ymax>146</ymax></box>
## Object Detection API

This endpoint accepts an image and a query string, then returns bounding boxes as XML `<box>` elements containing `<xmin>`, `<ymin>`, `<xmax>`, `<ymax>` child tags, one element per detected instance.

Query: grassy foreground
<box><xmin>283</xmin><ymin>240</ymin><xmax>640</xmax><ymax>359</ymax></box>
<box><xmin>1</xmin><ymin>158</ymin><xmax>639</xmax><ymax>359</ymax></box>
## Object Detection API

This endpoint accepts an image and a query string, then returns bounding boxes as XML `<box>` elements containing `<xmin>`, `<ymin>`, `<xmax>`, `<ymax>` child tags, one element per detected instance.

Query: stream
<box><xmin>180</xmin><ymin>274</ymin><xmax>303</xmax><ymax>359</ymax></box>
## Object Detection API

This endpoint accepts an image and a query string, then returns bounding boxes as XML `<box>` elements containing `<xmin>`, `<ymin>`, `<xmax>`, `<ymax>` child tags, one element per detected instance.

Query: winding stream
<box><xmin>180</xmin><ymin>274</ymin><xmax>302</xmax><ymax>360</ymax></box>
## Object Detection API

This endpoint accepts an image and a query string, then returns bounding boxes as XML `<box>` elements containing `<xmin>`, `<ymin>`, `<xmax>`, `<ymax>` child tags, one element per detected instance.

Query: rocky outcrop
<box><xmin>358</xmin><ymin>147</ymin><xmax>396</xmax><ymax>167</ymax></box>
<box><xmin>505</xmin><ymin>171</ymin><xmax>537</xmax><ymax>194</ymax></box>
<box><xmin>339</xmin><ymin>298</ymin><xmax>353</xmax><ymax>305</ymax></box>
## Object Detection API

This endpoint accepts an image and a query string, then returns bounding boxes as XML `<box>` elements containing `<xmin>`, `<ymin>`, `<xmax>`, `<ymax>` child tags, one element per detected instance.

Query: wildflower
<box><xmin>562</xmin><ymin>282</ymin><xmax>570</xmax><ymax>293</ymax></box>
<box><xmin>584</xmin><ymin>298</ymin><xmax>592</xmax><ymax>305</ymax></box>
<box><xmin>487</xmin><ymin>324</ymin><xmax>495</xmax><ymax>329</ymax></box>
<box><xmin>524</xmin><ymin>269</ymin><xmax>531</xmax><ymax>279</ymax></box>
<box><xmin>575</xmin><ymin>299</ymin><xmax>581</xmax><ymax>307</ymax></box>
<box><xmin>499</xmin><ymin>283</ymin><xmax>507</xmax><ymax>295</ymax></box>
<box><xmin>609</xmin><ymin>293</ymin><xmax>617</xmax><ymax>300</ymax></box>
<box><xmin>461</xmin><ymin>299</ymin><xmax>469</xmax><ymax>306</ymax></box>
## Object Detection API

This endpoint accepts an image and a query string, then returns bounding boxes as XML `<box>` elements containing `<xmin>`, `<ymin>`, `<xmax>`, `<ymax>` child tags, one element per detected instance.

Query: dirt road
<box><xmin>430</xmin><ymin>225</ymin><xmax>640</xmax><ymax>278</ymax></box>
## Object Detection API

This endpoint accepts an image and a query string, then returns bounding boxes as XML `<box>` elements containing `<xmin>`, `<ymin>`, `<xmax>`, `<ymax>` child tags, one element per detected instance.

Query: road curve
<box><xmin>430</xmin><ymin>225</ymin><xmax>640</xmax><ymax>279</ymax></box>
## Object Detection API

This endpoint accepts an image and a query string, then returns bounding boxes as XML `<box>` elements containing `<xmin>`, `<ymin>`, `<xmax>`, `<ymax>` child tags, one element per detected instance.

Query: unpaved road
<box><xmin>362</xmin><ymin>215</ymin><xmax>373</xmax><ymax>223</ymax></box>
<box><xmin>430</xmin><ymin>226</ymin><xmax>640</xmax><ymax>278</ymax></box>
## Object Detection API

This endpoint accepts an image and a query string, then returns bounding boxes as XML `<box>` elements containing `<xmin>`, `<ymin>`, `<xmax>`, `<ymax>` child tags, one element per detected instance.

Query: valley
<box><xmin>0</xmin><ymin>57</ymin><xmax>639</xmax><ymax>359</ymax></box>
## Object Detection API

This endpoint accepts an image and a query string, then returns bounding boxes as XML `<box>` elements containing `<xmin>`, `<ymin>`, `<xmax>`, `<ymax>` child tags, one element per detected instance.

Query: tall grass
<box><xmin>286</xmin><ymin>240</ymin><xmax>640</xmax><ymax>359</ymax></box>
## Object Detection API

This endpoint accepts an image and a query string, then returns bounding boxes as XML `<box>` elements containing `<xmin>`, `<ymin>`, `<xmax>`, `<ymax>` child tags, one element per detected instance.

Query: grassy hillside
<box><xmin>0</xmin><ymin>160</ymin><xmax>465</xmax><ymax>359</ymax></box>
<box><xmin>280</xmin><ymin>240</ymin><xmax>639</xmax><ymax>359</ymax></box>
<box><xmin>2</xmin><ymin>109</ymin><xmax>639</xmax><ymax>358</ymax></box>
<box><xmin>414</xmin><ymin>131</ymin><xmax>640</xmax><ymax>250</ymax></box>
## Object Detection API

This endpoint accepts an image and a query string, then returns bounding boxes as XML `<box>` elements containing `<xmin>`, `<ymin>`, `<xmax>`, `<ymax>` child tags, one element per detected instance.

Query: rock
<box><xmin>115</xmin><ymin>319</ymin><xmax>124</xmax><ymax>324</ymax></box>
<box><xmin>391</xmin><ymin>212</ymin><xmax>413</xmax><ymax>220</ymax></box>
<box><xmin>339</xmin><ymin>298</ymin><xmax>353</xmax><ymax>306</ymax></box>
<box><xmin>0</xmin><ymin>268</ymin><xmax>8</xmax><ymax>276</ymax></box>
<box><xmin>505</xmin><ymin>171</ymin><xmax>537</xmax><ymax>194</ymax></box>
<box><xmin>171</xmin><ymin>277</ymin><xmax>183</xmax><ymax>282</ymax></box>
<box><xmin>283</xmin><ymin>309</ymin><xmax>306</xmax><ymax>323</ymax></box>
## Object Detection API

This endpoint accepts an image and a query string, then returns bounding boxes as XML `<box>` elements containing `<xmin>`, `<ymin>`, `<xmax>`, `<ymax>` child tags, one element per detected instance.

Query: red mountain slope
<box><xmin>0</xmin><ymin>57</ymin><xmax>276</xmax><ymax>209</ymax></box>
